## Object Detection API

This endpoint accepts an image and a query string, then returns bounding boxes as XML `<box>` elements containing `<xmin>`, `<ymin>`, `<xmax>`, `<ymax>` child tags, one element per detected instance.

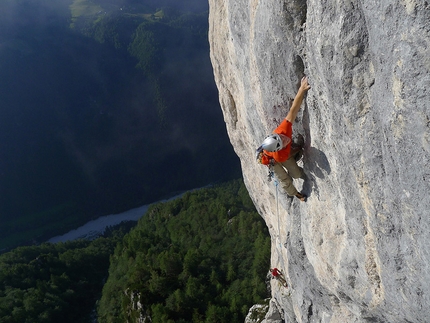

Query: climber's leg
<box><xmin>282</xmin><ymin>156</ymin><xmax>304</xmax><ymax>179</ymax></box>
<box><xmin>278</xmin><ymin>276</ymin><xmax>288</xmax><ymax>287</ymax></box>
<box><xmin>281</xmin><ymin>155</ymin><xmax>307</xmax><ymax>202</ymax></box>
<box><xmin>272</xmin><ymin>162</ymin><xmax>298</xmax><ymax>196</ymax></box>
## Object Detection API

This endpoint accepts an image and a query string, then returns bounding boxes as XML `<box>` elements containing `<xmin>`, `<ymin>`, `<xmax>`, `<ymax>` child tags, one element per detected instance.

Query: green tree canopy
<box><xmin>98</xmin><ymin>180</ymin><xmax>271</xmax><ymax>323</ymax></box>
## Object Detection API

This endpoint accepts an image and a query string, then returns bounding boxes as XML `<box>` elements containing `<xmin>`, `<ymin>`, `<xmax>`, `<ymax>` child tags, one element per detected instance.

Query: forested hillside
<box><xmin>0</xmin><ymin>180</ymin><xmax>270</xmax><ymax>322</ymax></box>
<box><xmin>0</xmin><ymin>224</ymin><xmax>132</xmax><ymax>323</ymax></box>
<box><xmin>98</xmin><ymin>180</ymin><xmax>271</xmax><ymax>323</ymax></box>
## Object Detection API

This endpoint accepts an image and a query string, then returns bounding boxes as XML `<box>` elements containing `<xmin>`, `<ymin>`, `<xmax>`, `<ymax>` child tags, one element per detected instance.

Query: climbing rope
<box><xmin>274</xmin><ymin>178</ymin><xmax>280</xmax><ymax>247</ymax></box>
<box><xmin>274</xmin><ymin>179</ymin><xmax>288</xmax><ymax>288</ymax></box>
<box><xmin>268</xmin><ymin>165</ymin><xmax>290</xmax><ymax>293</ymax></box>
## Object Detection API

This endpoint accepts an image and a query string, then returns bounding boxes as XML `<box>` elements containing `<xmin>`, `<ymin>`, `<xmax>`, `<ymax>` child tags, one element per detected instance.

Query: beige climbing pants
<box><xmin>272</xmin><ymin>148</ymin><xmax>304</xmax><ymax>196</ymax></box>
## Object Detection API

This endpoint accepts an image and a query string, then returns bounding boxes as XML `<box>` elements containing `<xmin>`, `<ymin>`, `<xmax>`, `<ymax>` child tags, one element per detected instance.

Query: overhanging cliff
<box><xmin>208</xmin><ymin>0</ymin><xmax>430</xmax><ymax>322</ymax></box>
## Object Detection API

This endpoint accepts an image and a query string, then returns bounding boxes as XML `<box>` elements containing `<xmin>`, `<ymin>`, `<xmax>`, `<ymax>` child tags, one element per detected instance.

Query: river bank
<box><xmin>47</xmin><ymin>191</ymin><xmax>191</xmax><ymax>243</ymax></box>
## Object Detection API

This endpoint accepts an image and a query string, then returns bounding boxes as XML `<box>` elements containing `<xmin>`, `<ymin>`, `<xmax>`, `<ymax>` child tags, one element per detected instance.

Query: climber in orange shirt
<box><xmin>256</xmin><ymin>76</ymin><xmax>311</xmax><ymax>201</ymax></box>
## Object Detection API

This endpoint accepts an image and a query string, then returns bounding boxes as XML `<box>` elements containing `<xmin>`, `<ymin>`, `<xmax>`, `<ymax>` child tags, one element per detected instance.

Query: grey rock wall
<box><xmin>208</xmin><ymin>0</ymin><xmax>430</xmax><ymax>322</ymax></box>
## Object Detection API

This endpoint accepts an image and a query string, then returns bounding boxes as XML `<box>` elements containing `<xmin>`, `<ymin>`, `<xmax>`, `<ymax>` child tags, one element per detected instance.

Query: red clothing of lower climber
<box><xmin>270</xmin><ymin>268</ymin><xmax>288</xmax><ymax>287</ymax></box>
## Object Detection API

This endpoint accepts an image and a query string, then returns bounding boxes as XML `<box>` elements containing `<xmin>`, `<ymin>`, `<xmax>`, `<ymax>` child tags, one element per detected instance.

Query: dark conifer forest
<box><xmin>0</xmin><ymin>180</ymin><xmax>271</xmax><ymax>322</ymax></box>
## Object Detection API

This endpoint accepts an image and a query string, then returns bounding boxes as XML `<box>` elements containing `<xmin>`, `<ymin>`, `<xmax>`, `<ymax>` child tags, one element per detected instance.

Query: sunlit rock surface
<box><xmin>209</xmin><ymin>0</ymin><xmax>430</xmax><ymax>322</ymax></box>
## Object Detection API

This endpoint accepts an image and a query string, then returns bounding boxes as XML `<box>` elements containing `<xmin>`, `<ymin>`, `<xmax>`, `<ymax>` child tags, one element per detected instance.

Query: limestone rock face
<box><xmin>208</xmin><ymin>0</ymin><xmax>430</xmax><ymax>322</ymax></box>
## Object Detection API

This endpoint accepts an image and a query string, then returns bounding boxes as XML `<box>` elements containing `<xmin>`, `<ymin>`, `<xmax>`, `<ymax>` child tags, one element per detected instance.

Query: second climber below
<box><xmin>255</xmin><ymin>76</ymin><xmax>311</xmax><ymax>202</ymax></box>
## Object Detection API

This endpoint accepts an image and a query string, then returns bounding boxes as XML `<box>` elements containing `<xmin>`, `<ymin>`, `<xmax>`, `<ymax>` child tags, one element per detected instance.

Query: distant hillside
<box><xmin>0</xmin><ymin>0</ymin><xmax>241</xmax><ymax>250</ymax></box>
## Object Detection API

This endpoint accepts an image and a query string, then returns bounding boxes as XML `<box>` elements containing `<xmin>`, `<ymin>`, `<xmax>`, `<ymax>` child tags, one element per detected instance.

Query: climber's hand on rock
<box><xmin>300</xmin><ymin>76</ymin><xmax>311</xmax><ymax>92</ymax></box>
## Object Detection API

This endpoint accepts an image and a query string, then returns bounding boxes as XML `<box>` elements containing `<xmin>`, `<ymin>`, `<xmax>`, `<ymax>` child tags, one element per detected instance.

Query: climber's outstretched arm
<box><xmin>285</xmin><ymin>76</ymin><xmax>311</xmax><ymax>123</ymax></box>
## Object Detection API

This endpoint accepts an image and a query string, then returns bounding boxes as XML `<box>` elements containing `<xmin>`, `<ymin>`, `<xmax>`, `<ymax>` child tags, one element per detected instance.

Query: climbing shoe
<box><xmin>295</xmin><ymin>192</ymin><xmax>307</xmax><ymax>202</ymax></box>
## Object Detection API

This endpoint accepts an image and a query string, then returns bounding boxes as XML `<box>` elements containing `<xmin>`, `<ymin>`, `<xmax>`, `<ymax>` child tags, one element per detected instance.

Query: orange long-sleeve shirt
<box><xmin>263</xmin><ymin>120</ymin><xmax>292</xmax><ymax>163</ymax></box>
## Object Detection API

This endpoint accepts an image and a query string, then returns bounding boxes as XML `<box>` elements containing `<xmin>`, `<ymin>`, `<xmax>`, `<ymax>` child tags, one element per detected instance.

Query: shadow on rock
<box><xmin>306</xmin><ymin>147</ymin><xmax>331</xmax><ymax>178</ymax></box>
<box><xmin>302</xmin><ymin>147</ymin><xmax>330</xmax><ymax>198</ymax></box>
